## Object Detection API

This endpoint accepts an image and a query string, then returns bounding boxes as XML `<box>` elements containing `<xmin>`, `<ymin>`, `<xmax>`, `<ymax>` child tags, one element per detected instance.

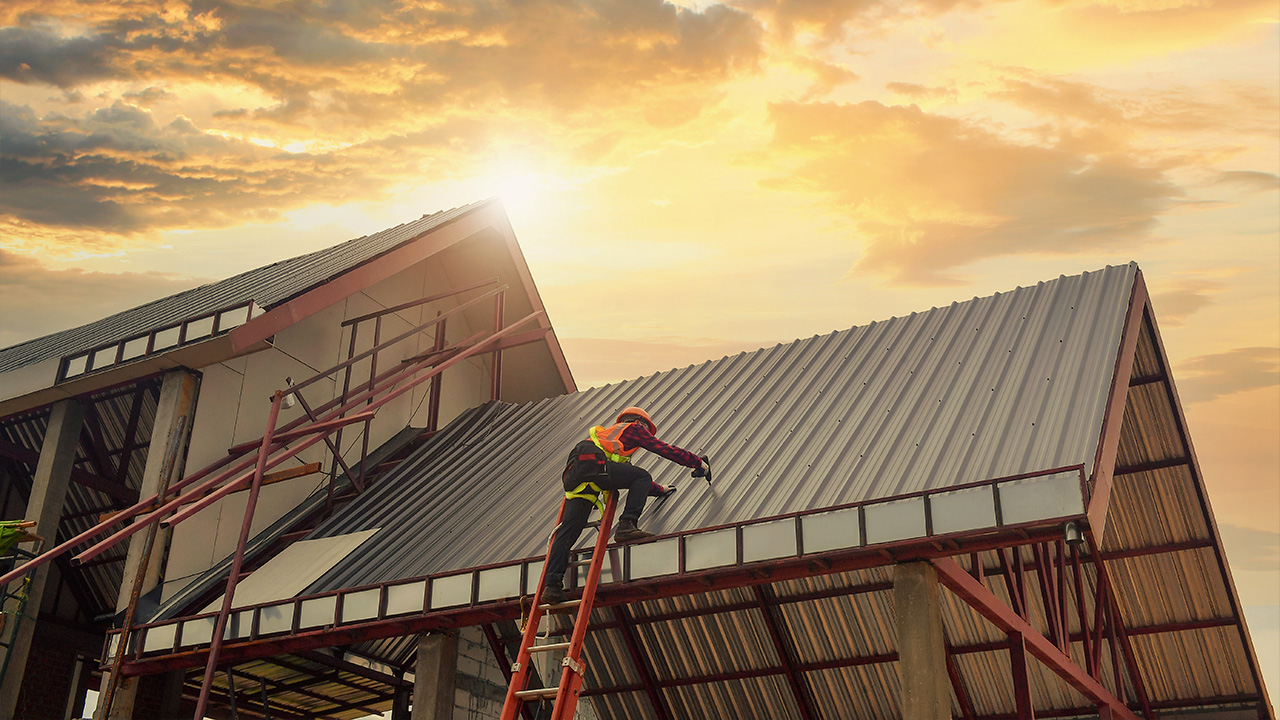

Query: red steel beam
<box><xmin>1087</xmin><ymin>269</ymin><xmax>1147</xmax><ymax>541</ymax></box>
<box><xmin>113</xmin><ymin>384</ymin><xmax>149</xmax><ymax>484</ymax></box>
<box><xmin>341</xmin><ymin>277</ymin><xmax>499</xmax><ymax>327</ymax></box>
<box><xmin>225</xmin><ymin>410</ymin><xmax>376</xmax><ymax>455</ymax></box>
<box><xmin>753</xmin><ymin>585</ymin><xmax>817</xmax><ymax>720</ymax></box>
<box><xmin>0</xmin><ymin>438</ymin><xmax>139</xmax><ymax>503</ymax></box>
<box><xmin>946</xmin><ymin>650</ymin><xmax>976</xmax><ymax>720</ymax></box>
<box><xmin>932</xmin><ymin>557</ymin><xmax>1140</xmax><ymax>720</ymax></box>
<box><xmin>1009</xmin><ymin>631</ymin><xmax>1034</xmax><ymax>720</ymax></box>
<box><xmin>613</xmin><ymin>605</ymin><xmax>674</xmax><ymax>720</ymax></box>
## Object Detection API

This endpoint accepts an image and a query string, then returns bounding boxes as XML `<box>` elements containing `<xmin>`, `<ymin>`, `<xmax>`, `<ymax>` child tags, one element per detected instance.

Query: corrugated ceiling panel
<box><xmin>637</xmin><ymin>608</ymin><xmax>779</xmax><ymax>681</ymax></box>
<box><xmin>776</xmin><ymin>592</ymin><xmax>896</xmax><ymax>663</ymax></box>
<box><xmin>590</xmin><ymin>692</ymin><xmax>659</xmax><ymax>720</ymax></box>
<box><xmin>1108</xmin><ymin>548</ymin><xmax>1235</xmax><ymax>627</ymax></box>
<box><xmin>1104</xmin><ymin>466</ymin><xmax>1210</xmax><ymax>552</ymax></box>
<box><xmin>804</xmin><ymin>663</ymin><xmax>900</xmax><ymax>720</ymax></box>
<box><xmin>305</xmin><ymin>264</ymin><xmax>1138</xmax><ymax>593</ymax></box>
<box><xmin>664</xmin><ymin>675</ymin><xmax>800</xmax><ymax>720</ymax></box>
<box><xmin>1131</xmin><ymin>625</ymin><xmax>1256</xmax><ymax>701</ymax></box>
<box><xmin>0</xmin><ymin>201</ymin><xmax>487</xmax><ymax>374</ymax></box>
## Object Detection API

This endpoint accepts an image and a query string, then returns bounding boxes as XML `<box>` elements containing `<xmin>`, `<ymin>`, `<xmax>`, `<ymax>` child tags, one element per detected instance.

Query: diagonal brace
<box><xmin>932</xmin><ymin>557</ymin><xmax>1140</xmax><ymax>720</ymax></box>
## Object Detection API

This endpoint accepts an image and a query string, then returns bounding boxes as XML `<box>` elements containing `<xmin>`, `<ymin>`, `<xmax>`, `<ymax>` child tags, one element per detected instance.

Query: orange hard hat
<box><xmin>616</xmin><ymin>406</ymin><xmax>656</xmax><ymax>434</ymax></box>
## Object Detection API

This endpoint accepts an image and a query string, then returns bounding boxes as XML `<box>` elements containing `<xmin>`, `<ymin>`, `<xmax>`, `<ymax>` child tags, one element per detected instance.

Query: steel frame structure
<box><xmin>98</xmin><ymin>454</ymin><xmax>1259</xmax><ymax>719</ymax></box>
<box><xmin>5</xmin><ymin>266</ymin><xmax>1268</xmax><ymax>720</ymax></box>
<box><xmin>0</xmin><ymin>280</ymin><xmax>539</xmax><ymax>717</ymax></box>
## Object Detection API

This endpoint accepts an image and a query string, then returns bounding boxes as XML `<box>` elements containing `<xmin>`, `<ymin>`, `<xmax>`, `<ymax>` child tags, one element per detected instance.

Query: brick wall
<box><xmin>448</xmin><ymin>625</ymin><xmax>599</xmax><ymax>720</ymax></box>
<box><xmin>13</xmin><ymin>625</ymin><xmax>78</xmax><ymax>720</ymax></box>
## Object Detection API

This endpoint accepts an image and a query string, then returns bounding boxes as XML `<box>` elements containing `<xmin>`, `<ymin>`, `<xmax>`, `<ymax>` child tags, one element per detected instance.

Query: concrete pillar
<box><xmin>895</xmin><ymin>562</ymin><xmax>952</xmax><ymax>720</ymax></box>
<box><xmin>412</xmin><ymin>632</ymin><xmax>458</xmax><ymax>720</ymax></box>
<box><xmin>99</xmin><ymin>370</ymin><xmax>199</xmax><ymax>720</ymax></box>
<box><xmin>0</xmin><ymin>398</ymin><xmax>86</xmax><ymax>719</ymax></box>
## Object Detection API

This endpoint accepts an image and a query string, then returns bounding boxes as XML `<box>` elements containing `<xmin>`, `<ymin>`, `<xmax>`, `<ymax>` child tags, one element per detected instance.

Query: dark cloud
<box><xmin>759</xmin><ymin>100</ymin><xmax>1181</xmax><ymax>284</ymax></box>
<box><xmin>0</xmin><ymin>249</ymin><xmax>207</xmax><ymax>349</ymax></box>
<box><xmin>1</xmin><ymin>1</ymin><xmax>762</xmax><ymax>128</ymax></box>
<box><xmin>1177</xmin><ymin>347</ymin><xmax>1279</xmax><ymax>404</ymax></box>
<box><xmin>0</xmin><ymin>1</ymin><xmax>766</xmax><ymax>249</ymax></box>
<box><xmin>0</xmin><ymin>98</ymin><xmax>406</xmax><ymax>242</ymax></box>
<box><xmin>0</xmin><ymin>27</ymin><xmax>120</xmax><ymax>87</ymax></box>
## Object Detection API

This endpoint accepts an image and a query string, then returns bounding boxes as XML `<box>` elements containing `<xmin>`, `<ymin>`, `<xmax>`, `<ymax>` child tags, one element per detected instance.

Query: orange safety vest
<box><xmin>589</xmin><ymin>422</ymin><xmax>641</xmax><ymax>464</ymax></box>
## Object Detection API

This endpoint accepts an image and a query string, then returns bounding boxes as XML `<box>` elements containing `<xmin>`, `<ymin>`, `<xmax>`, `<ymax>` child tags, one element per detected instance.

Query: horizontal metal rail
<box><xmin>111</xmin><ymin>464</ymin><xmax>1091</xmax><ymax>676</ymax></box>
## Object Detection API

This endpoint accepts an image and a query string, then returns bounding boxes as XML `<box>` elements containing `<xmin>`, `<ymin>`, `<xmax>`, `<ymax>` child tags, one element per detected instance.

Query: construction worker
<box><xmin>541</xmin><ymin>406</ymin><xmax>708</xmax><ymax>605</ymax></box>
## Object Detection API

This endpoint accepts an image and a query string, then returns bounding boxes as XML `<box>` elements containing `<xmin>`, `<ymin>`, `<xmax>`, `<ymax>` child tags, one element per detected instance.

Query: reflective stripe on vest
<box><xmin>589</xmin><ymin>423</ymin><xmax>640</xmax><ymax>464</ymax></box>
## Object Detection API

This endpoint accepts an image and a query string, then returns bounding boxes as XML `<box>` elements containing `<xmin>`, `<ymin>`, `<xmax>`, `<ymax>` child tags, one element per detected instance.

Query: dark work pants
<box><xmin>544</xmin><ymin>461</ymin><xmax>653</xmax><ymax>589</ymax></box>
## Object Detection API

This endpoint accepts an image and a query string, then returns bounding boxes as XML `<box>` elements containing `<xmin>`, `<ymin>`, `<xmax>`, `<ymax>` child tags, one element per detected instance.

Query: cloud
<box><xmin>0</xmin><ymin>1</ymin><xmax>766</xmax><ymax>255</ymax></box>
<box><xmin>0</xmin><ymin>98</ymin><xmax>412</xmax><ymax>252</ymax></box>
<box><xmin>1177</xmin><ymin>347</ymin><xmax>1280</xmax><ymax>403</ymax></box>
<box><xmin>993</xmin><ymin>73</ymin><xmax>1280</xmax><ymax>142</ymax></box>
<box><xmin>886</xmin><ymin>81</ymin><xmax>957</xmax><ymax>103</ymax></box>
<box><xmin>0</xmin><ymin>249</ymin><xmax>207</xmax><ymax>349</ymax></box>
<box><xmin>1151</xmin><ymin>276</ymin><xmax>1232</xmax><ymax>325</ymax></box>
<box><xmin>1213</xmin><ymin>171</ymin><xmax>1280</xmax><ymax>193</ymax></box>
<box><xmin>1218</xmin><ymin>523</ymin><xmax>1280</xmax><ymax>573</ymax></box>
<box><xmin>737</xmin><ymin>0</ymin><xmax>975</xmax><ymax>42</ymax></box>
<box><xmin>757</xmin><ymin>100</ymin><xmax>1181</xmax><ymax>284</ymax></box>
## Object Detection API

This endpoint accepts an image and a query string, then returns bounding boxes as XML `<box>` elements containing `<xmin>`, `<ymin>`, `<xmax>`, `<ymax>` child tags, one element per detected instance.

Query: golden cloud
<box><xmin>758</xmin><ymin>100</ymin><xmax>1181</xmax><ymax>284</ymax></box>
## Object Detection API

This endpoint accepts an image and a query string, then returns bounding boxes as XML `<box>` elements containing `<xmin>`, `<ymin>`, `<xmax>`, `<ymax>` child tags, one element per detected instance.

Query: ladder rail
<box><xmin>500</xmin><ymin>492</ymin><xmax>618</xmax><ymax>720</ymax></box>
<box><xmin>550</xmin><ymin>494</ymin><xmax>617</xmax><ymax>720</ymax></box>
<box><xmin>499</xmin><ymin>498</ymin><xmax>570</xmax><ymax>720</ymax></box>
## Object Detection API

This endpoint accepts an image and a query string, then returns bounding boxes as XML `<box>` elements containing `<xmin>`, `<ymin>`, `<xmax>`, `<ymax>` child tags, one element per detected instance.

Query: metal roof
<box><xmin>115</xmin><ymin>261</ymin><xmax>1271</xmax><ymax>720</ymax></box>
<box><xmin>305</xmin><ymin>263</ymin><xmax>1138</xmax><ymax>590</ymax></box>
<box><xmin>0</xmin><ymin>200</ymin><xmax>488</xmax><ymax>375</ymax></box>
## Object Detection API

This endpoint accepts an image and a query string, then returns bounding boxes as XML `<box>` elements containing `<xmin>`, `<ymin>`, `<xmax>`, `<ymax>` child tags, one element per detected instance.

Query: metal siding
<box><xmin>0</xmin><ymin>202</ymin><xmax>487</xmax><ymax>374</ymax></box>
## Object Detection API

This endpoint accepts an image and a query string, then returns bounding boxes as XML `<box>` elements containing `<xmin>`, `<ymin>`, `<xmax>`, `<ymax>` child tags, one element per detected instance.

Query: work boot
<box><xmin>541</xmin><ymin>582</ymin><xmax>567</xmax><ymax>606</ymax></box>
<box><xmin>613</xmin><ymin>519</ymin><xmax>655</xmax><ymax>543</ymax></box>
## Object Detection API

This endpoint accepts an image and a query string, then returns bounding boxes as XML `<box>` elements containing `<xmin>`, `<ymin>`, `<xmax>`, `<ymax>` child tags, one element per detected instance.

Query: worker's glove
<box><xmin>691</xmin><ymin>455</ymin><xmax>711</xmax><ymax>479</ymax></box>
<box><xmin>649</xmin><ymin>483</ymin><xmax>677</xmax><ymax>499</ymax></box>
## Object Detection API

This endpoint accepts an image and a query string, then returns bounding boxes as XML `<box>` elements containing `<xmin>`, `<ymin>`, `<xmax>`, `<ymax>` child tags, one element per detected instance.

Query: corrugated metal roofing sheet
<box><xmin>0</xmin><ymin>200</ymin><xmax>488</xmax><ymax>374</ymax></box>
<box><xmin>305</xmin><ymin>263</ymin><xmax>1138</xmax><ymax>591</ymax></box>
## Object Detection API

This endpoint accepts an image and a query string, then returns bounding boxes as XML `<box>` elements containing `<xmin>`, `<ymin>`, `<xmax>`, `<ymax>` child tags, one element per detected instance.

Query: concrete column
<box><xmin>412</xmin><ymin>632</ymin><xmax>458</xmax><ymax>720</ymax></box>
<box><xmin>0</xmin><ymin>398</ymin><xmax>86</xmax><ymax>719</ymax></box>
<box><xmin>895</xmin><ymin>562</ymin><xmax>952</xmax><ymax>720</ymax></box>
<box><xmin>99</xmin><ymin>370</ymin><xmax>199</xmax><ymax>720</ymax></box>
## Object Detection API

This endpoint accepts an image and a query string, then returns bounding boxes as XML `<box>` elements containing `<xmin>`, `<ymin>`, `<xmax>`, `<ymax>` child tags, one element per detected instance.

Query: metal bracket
<box><xmin>562</xmin><ymin>656</ymin><xmax>585</xmax><ymax>675</ymax></box>
<box><xmin>511</xmin><ymin>662</ymin><xmax>521</xmax><ymax>673</ymax></box>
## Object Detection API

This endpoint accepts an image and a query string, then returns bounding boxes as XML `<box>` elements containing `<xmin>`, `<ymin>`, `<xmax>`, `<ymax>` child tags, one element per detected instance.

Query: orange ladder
<box><xmin>500</xmin><ymin>492</ymin><xmax>617</xmax><ymax>720</ymax></box>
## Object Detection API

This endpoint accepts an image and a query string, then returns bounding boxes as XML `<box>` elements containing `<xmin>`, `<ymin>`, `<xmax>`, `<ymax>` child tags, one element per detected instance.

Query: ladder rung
<box><xmin>539</xmin><ymin>599</ymin><xmax>581</xmax><ymax>611</ymax></box>
<box><xmin>515</xmin><ymin>687</ymin><xmax>560</xmax><ymax>700</ymax></box>
<box><xmin>529</xmin><ymin>641</ymin><xmax>571</xmax><ymax>653</ymax></box>
<box><xmin>584</xmin><ymin>520</ymin><xmax>601</xmax><ymax>529</ymax></box>
<box><xmin>571</xmin><ymin>558</ymin><xmax>594</xmax><ymax>566</ymax></box>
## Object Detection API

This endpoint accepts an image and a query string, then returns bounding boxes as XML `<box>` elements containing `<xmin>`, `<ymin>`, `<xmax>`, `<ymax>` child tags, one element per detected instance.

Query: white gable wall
<box><xmin>162</xmin><ymin>258</ymin><xmax>497</xmax><ymax>602</ymax></box>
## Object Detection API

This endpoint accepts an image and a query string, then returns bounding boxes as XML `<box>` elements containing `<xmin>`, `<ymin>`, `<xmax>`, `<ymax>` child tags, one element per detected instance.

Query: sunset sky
<box><xmin>1</xmin><ymin>0</ymin><xmax>1277</xmax><ymax>698</ymax></box>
